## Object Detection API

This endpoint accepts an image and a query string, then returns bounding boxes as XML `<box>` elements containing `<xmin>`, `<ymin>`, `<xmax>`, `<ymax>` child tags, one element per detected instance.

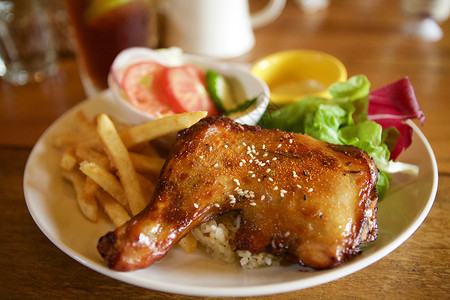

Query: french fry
<box><xmin>82</xmin><ymin>176</ymin><xmax>99</xmax><ymax>207</ymax></box>
<box><xmin>74</xmin><ymin>111</ymin><xmax>96</xmax><ymax>132</ymax></box>
<box><xmin>120</xmin><ymin>111</ymin><xmax>207</xmax><ymax>148</ymax></box>
<box><xmin>79</xmin><ymin>161</ymin><xmax>127</xmax><ymax>206</ymax></box>
<box><xmin>53</xmin><ymin>131</ymin><xmax>100</xmax><ymax>149</ymax></box>
<box><xmin>61</xmin><ymin>169</ymin><xmax>98</xmax><ymax>222</ymax></box>
<box><xmin>56</xmin><ymin>109</ymin><xmax>207</xmax><ymax>261</ymax></box>
<box><xmin>178</xmin><ymin>232</ymin><xmax>198</xmax><ymax>254</ymax></box>
<box><xmin>75</xmin><ymin>145</ymin><xmax>110</xmax><ymax>170</ymax></box>
<box><xmin>81</xmin><ymin>177</ymin><xmax>99</xmax><ymax>222</ymax></box>
<box><xmin>96</xmin><ymin>189</ymin><xmax>131</xmax><ymax>227</ymax></box>
<box><xmin>132</xmin><ymin>141</ymin><xmax>160</xmax><ymax>157</ymax></box>
<box><xmin>59</xmin><ymin>149</ymin><xmax>77</xmax><ymax>171</ymax></box>
<box><xmin>53</xmin><ymin>132</ymin><xmax>86</xmax><ymax>148</ymax></box>
<box><xmin>129</xmin><ymin>152</ymin><xmax>166</xmax><ymax>174</ymax></box>
<box><xmin>97</xmin><ymin>114</ymin><xmax>147</xmax><ymax>215</ymax></box>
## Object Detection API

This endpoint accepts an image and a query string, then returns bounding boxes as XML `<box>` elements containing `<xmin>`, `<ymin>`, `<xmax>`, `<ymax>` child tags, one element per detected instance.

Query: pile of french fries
<box><xmin>54</xmin><ymin>110</ymin><xmax>206</xmax><ymax>253</ymax></box>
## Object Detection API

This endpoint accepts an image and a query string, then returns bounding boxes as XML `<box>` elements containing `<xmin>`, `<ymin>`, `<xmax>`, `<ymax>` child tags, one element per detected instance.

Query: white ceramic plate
<box><xmin>23</xmin><ymin>91</ymin><xmax>438</xmax><ymax>297</ymax></box>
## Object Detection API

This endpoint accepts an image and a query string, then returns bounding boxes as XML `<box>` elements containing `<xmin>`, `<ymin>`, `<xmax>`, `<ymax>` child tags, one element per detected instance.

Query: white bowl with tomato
<box><xmin>108</xmin><ymin>47</ymin><xmax>270</xmax><ymax>125</ymax></box>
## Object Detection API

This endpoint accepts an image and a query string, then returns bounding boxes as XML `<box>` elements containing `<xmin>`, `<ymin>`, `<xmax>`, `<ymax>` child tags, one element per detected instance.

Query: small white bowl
<box><xmin>108</xmin><ymin>47</ymin><xmax>270</xmax><ymax>125</ymax></box>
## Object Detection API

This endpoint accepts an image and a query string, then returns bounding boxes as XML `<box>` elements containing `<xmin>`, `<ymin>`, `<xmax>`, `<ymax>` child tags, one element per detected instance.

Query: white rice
<box><xmin>236</xmin><ymin>250</ymin><xmax>281</xmax><ymax>269</ymax></box>
<box><xmin>191</xmin><ymin>212</ymin><xmax>282</xmax><ymax>268</ymax></box>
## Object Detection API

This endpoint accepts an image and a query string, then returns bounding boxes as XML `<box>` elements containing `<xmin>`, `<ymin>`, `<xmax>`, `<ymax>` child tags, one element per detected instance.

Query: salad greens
<box><xmin>258</xmin><ymin>75</ymin><xmax>424</xmax><ymax>200</ymax></box>
<box><xmin>368</xmin><ymin>77</ymin><xmax>425</xmax><ymax>160</ymax></box>
<box><xmin>206</xmin><ymin>69</ymin><xmax>258</xmax><ymax>116</ymax></box>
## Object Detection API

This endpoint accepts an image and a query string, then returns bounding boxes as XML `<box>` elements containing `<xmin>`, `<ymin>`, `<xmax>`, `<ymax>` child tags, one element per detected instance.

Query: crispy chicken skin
<box><xmin>97</xmin><ymin>116</ymin><xmax>378</xmax><ymax>271</ymax></box>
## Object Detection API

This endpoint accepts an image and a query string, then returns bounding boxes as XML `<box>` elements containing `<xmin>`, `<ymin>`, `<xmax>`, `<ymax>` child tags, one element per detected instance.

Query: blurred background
<box><xmin>1</xmin><ymin>0</ymin><xmax>449</xmax><ymax>147</ymax></box>
<box><xmin>1</xmin><ymin>0</ymin><xmax>449</xmax><ymax>89</ymax></box>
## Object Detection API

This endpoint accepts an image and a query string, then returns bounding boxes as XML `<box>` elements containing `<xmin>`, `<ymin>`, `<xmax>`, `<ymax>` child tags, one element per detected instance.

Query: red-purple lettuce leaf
<box><xmin>368</xmin><ymin>77</ymin><xmax>425</xmax><ymax>160</ymax></box>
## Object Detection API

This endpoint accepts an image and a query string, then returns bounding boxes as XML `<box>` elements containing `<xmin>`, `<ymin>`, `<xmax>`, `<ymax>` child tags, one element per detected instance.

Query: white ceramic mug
<box><xmin>160</xmin><ymin>0</ymin><xmax>286</xmax><ymax>59</ymax></box>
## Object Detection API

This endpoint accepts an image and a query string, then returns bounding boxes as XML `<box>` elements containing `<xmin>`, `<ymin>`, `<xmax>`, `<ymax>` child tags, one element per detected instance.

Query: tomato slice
<box><xmin>160</xmin><ymin>65</ymin><xmax>219</xmax><ymax>116</ymax></box>
<box><xmin>121</xmin><ymin>62</ymin><xmax>173</xmax><ymax>117</ymax></box>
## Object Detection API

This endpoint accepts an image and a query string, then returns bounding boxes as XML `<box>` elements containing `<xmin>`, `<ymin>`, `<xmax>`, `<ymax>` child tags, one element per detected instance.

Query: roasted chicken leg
<box><xmin>97</xmin><ymin>116</ymin><xmax>378</xmax><ymax>271</ymax></box>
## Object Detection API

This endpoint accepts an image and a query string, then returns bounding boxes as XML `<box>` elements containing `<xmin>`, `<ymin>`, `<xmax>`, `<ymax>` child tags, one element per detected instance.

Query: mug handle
<box><xmin>251</xmin><ymin>0</ymin><xmax>286</xmax><ymax>28</ymax></box>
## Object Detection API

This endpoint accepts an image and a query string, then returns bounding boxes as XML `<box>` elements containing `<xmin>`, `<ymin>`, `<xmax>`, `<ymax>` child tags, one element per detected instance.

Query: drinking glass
<box><xmin>64</xmin><ymin>0</ymin><xmax>159</xmax><ymax>97</ymax></box>
<box><xmin>0</xmin><ymin>0</ymin><xmax>58</xmax><ymax>85</ymax></box>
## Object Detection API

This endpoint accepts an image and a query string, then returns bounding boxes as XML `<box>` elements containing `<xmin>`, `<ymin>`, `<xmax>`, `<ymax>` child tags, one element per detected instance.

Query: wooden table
<box><xmin>1</xmin><ymin>0</ymin><xmax>448</xmax><ymax>299</ymax></box>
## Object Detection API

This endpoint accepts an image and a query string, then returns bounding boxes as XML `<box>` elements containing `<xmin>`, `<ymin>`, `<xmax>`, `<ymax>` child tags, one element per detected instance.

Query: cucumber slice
<box><xmin>224</xmin><ymin>97</ymin><xmax>257</xmax><ymax>116</ymax></box>
<box><xmin>206</xmin><ymin>70</ymin><xmax>236</xmax><ymax>113</ymax></box>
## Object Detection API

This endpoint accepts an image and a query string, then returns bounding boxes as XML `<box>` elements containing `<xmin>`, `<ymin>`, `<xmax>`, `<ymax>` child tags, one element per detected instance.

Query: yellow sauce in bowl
<box><xmin>251</xmin><ymin>50</ymin><xmax>347</xmax><ymax>105</ymax></box>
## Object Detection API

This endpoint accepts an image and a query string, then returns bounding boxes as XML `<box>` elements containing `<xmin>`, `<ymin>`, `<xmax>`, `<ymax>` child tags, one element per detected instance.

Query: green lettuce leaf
<box><xmin>258</xmin><ymin>74</ymin><xmax>392</xmax><ymax>199</ymax></box>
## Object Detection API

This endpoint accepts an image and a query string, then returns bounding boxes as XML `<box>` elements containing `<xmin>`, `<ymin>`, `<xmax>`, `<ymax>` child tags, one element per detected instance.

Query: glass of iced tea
<box><xmin>64</xmin><ymin>0</ymin><xmax>158</xmax><ymax>96</ymax></box>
